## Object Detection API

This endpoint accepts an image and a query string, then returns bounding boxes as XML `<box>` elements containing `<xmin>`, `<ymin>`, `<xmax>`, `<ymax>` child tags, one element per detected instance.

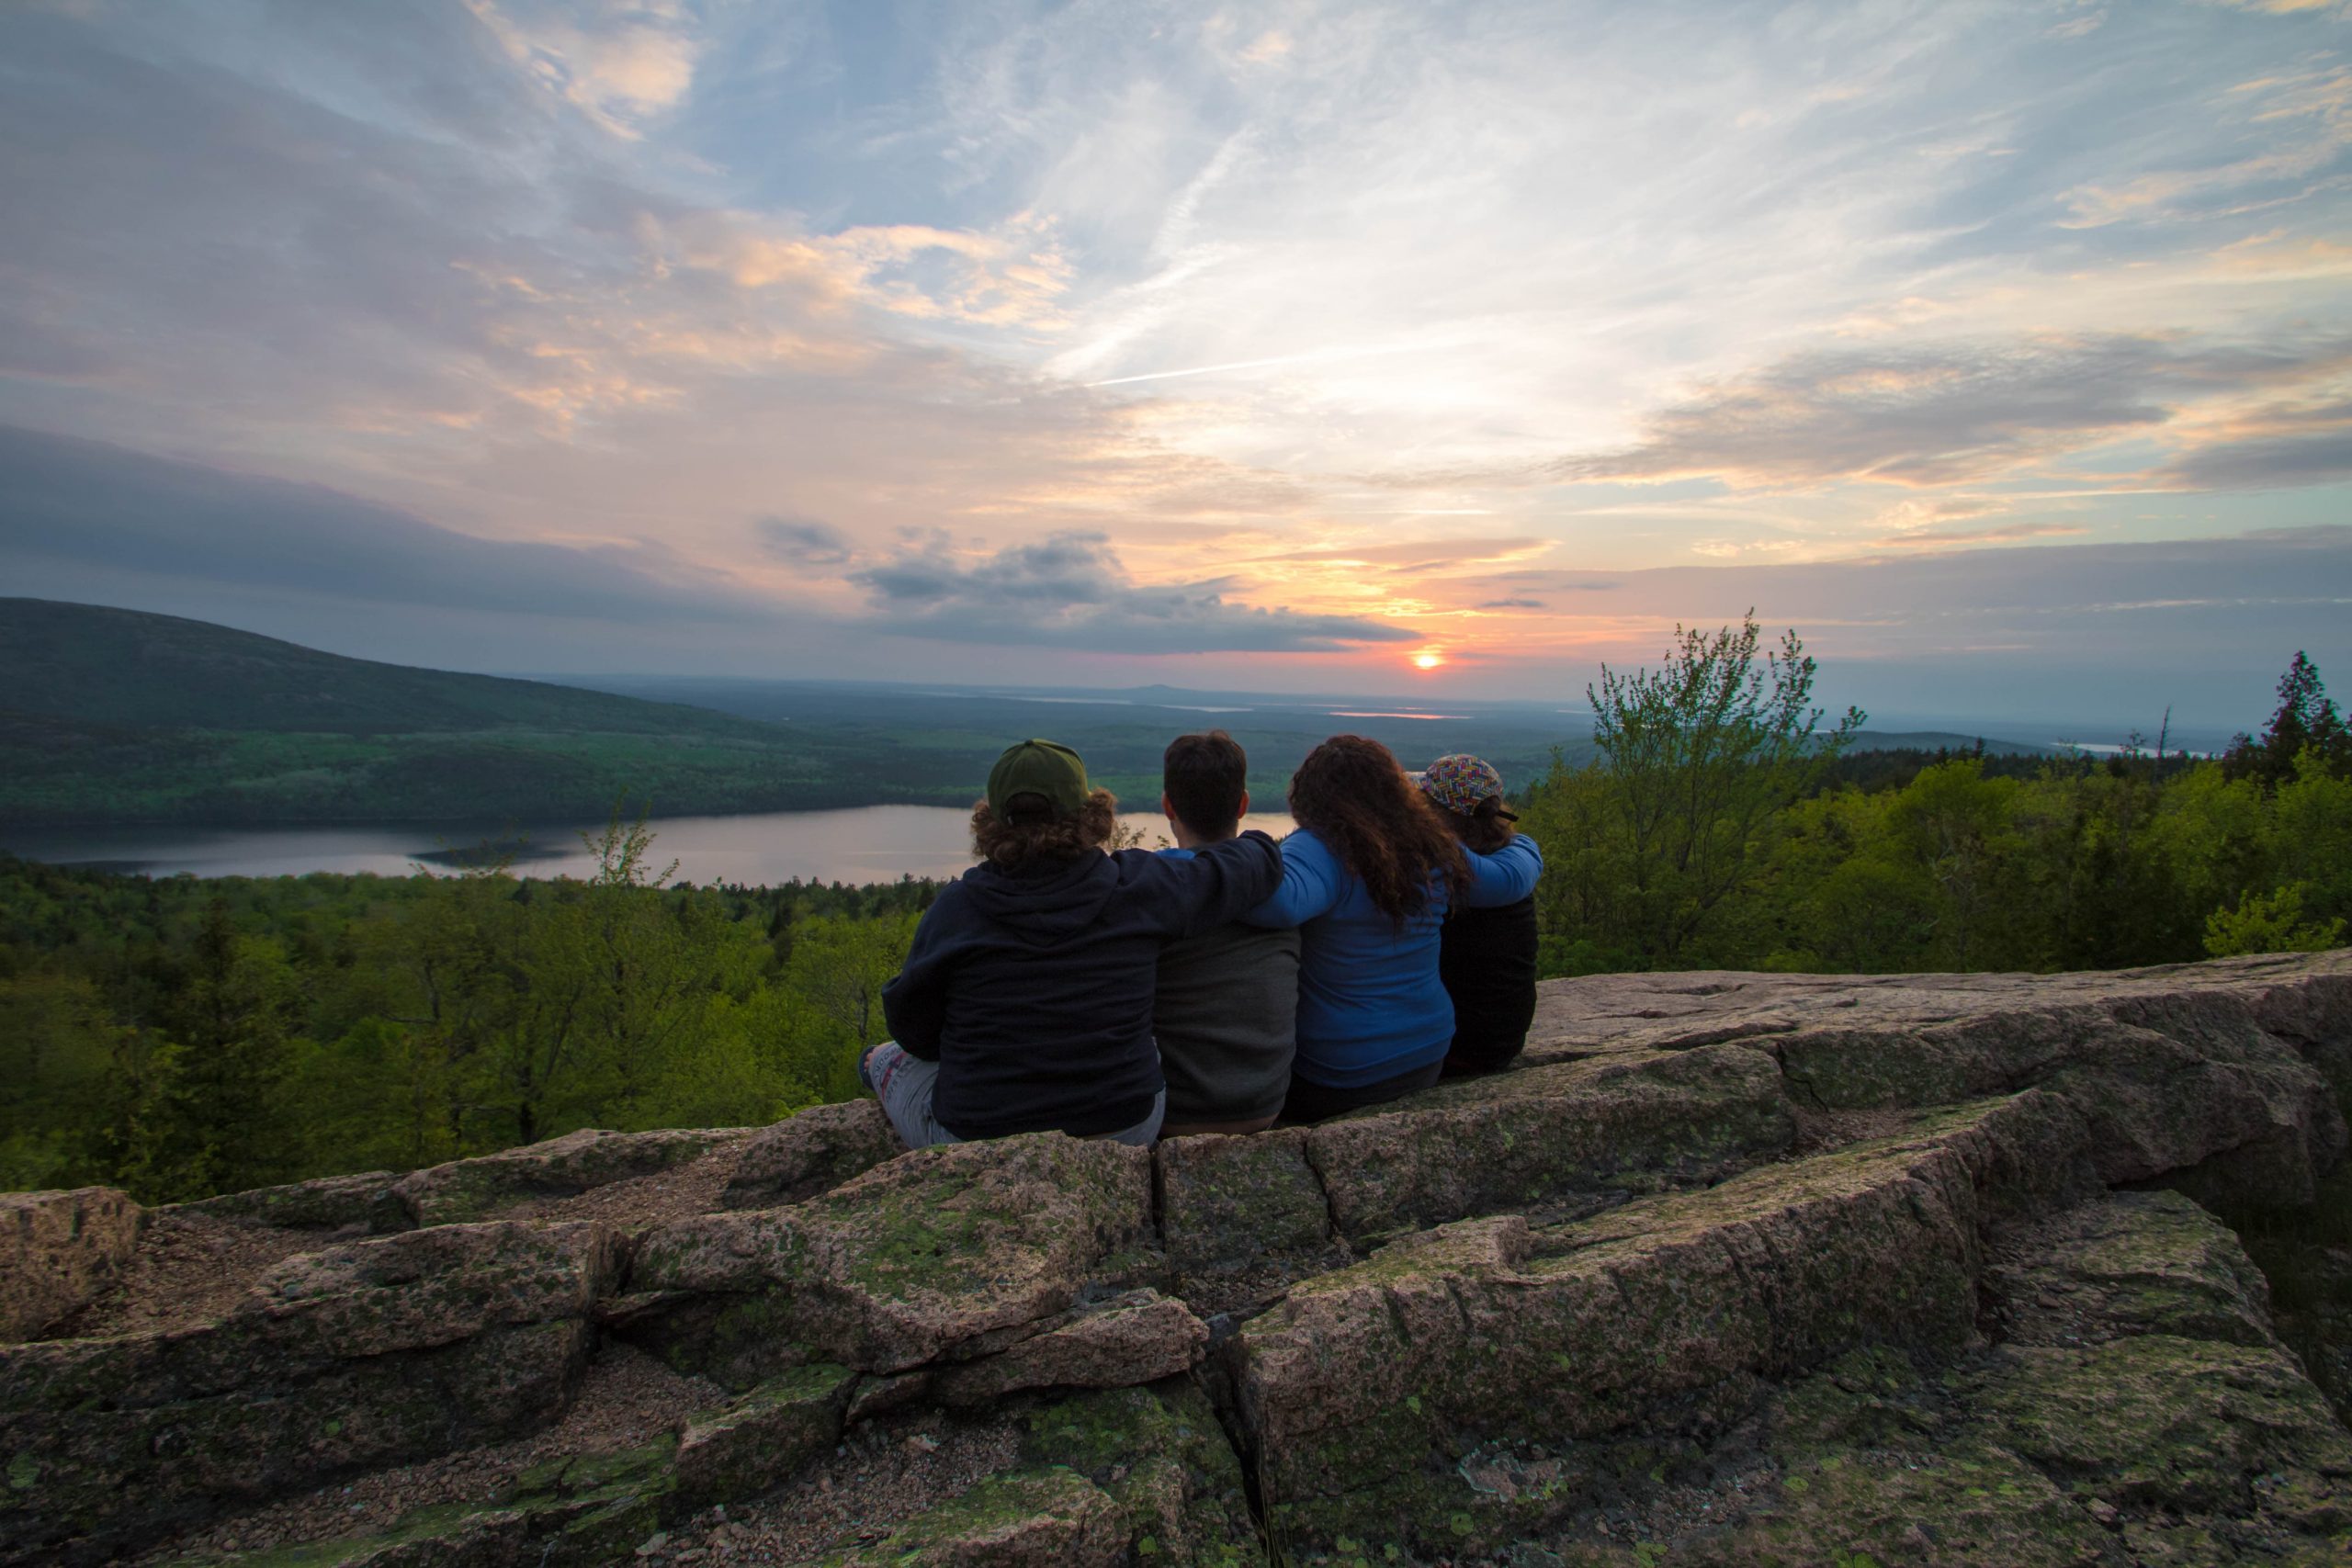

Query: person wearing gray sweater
<box><xmin>1153</xmin><ymin>731</ymin><xmax>1302</xmax><ymax>1137</ymax></box>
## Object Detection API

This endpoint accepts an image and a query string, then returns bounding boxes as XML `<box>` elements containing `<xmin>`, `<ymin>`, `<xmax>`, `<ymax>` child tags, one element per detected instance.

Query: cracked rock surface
<box><xmin>3</xmin><ymin>950</ymin><xmax>2348</xmax><ymax>1565</ymax></box>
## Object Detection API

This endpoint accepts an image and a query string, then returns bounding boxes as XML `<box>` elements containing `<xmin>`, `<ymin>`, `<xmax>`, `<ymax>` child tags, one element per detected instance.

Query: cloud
<box><xmin>2057</xmin><ymin>62</ymin><xmax>2352</xmax><ymax>229</ymax></box>
<box><xmin>2044</xmin><ymin>8</ymin><xmax>2108</xmax><ymax>40</ymax></box>
<box><xmin>2159</xmin><ymin>429</ymin><xmax>2352</xmax><ymax>488</ymax></box>
<box><xmin>844</xmin><ymin>531</ymin><xmax>1418</xmax><ymax>652</ymax></box>
<box><xmin>1874</xmin><ymin>521</ymin><xmax>2091</xmax><ymax>548</ymax></box>
<box><xmin>2200</xmin><ymin>1</ymin><xmax>2350</xmax><ymax>17</ymax></box>
<box><xmin>1477</xmin><ymin>598</ymin><xmax>1547</xmax><ymax>609</ymax></box>
<box><xmin>754</xmin><ymin>515</ymin><xmax>853</xmax><ymax>566</ymax></box>
<box><xmin>462</xmin><ymin>0</ymin><xmax>702</xmax><ymax>140</ymax></box>
<box><xmin>1475</xmin><ymin>525</ymin><xmax>2352</xmax><ymax>634</ymax></box>
<box><xmin>0</xmin><ymin>424</ymin><xmax>769</xmax><ymax>625</ymax></box>
<box><xmin>2152</xmin><ymin>394</ymin><xmax>2352</xmax><ymax>488</ymax></box>
<box><xmin>1252</xmin><ymin>536</ymin><xmax>1555</xmax><ymax>572</ymax></box>
<box><xmin>1550</xmin><ymin>333</ymin><xmax>2352</xmax><ymax>491</ymax></box>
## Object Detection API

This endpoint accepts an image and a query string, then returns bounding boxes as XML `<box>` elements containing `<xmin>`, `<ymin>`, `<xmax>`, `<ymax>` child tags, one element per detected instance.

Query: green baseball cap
<box><xmin>988</xmin><ymin>738</ymin><xmax>1090</xmax><ymax>818</ymax></box>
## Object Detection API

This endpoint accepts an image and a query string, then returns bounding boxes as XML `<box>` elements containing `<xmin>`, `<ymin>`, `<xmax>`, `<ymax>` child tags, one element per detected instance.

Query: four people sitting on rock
<box><xmin>862</xmin><ymin>729</ymin><xmax>1544</xmax><ymax>1148</ymax></box>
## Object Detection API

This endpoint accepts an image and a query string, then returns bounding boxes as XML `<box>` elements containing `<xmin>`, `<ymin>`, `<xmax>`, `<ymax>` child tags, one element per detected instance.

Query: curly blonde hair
<box><xmin>970</xmin><ymin>787</ymin><xmax>1120</xmax><ymax>870</ymax></box>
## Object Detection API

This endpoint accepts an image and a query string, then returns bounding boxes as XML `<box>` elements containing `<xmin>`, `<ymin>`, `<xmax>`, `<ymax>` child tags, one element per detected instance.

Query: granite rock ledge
<box><xmin>2</xmin><ymin>950</ymin><xmax>2347</xmax><ymax>1566</ymax></box>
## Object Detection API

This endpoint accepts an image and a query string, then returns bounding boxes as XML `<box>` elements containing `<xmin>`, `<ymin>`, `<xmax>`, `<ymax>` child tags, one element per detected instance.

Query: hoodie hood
<box><xmin>957</xmin><ymin>852</ymin><xmax>1124</xmax><ymax>946</ymax></box>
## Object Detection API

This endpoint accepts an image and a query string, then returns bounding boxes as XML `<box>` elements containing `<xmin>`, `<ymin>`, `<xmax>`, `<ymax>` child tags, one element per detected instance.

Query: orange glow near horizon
<box><xmin>1411</xmin><ymin>649</ymin><xmax>1445</xmax><ymax>671</ymax></box>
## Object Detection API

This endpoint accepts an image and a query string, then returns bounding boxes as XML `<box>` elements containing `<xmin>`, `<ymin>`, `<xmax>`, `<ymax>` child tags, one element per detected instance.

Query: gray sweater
<box><xmin>1154</xmin><ymin>919</ymin><xmax>1301</xmax><ymax>1123</ymax></box>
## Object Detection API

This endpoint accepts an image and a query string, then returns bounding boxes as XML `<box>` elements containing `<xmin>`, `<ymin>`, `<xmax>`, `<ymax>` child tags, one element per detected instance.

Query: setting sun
<box><xmin>1411</xmin><ymin>650</ymin><xmax>1446</xmax><ymax>671</ymax></box>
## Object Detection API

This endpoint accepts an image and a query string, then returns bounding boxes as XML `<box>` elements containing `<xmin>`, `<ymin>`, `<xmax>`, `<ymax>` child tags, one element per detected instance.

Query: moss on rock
<box><xmin>628</xmin><ymin>1133</ymin><xmax>1153</xmax><ymax>1378</ymax></box>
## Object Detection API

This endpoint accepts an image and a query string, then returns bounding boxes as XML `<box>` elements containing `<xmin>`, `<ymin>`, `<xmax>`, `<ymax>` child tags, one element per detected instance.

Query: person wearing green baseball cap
<box><xmin>858</xmin><ymin>738</ymin><xmax>1285</xmax><ymax>1149</ymax></box>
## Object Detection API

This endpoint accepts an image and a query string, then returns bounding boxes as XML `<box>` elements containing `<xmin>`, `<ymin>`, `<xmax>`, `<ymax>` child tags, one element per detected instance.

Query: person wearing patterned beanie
<box><xmin>1413</xmin><ymin>754</ymin><xmax>1540</xmax><ymax>1077</ymax></box>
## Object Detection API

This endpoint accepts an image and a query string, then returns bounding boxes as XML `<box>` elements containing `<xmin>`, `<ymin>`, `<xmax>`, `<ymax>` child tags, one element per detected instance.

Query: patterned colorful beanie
<box><xmin>1414</xmin><ymin>754</ymin><xmax>1514</xmax><ymax>818</ymax></box>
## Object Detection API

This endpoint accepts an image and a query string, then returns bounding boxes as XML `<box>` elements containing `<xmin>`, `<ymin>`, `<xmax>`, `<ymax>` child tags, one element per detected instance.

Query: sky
<box><xmin>3</xmin><ymin>0</ymin><xmax>2350</xmax><ymax>728</ymax></box>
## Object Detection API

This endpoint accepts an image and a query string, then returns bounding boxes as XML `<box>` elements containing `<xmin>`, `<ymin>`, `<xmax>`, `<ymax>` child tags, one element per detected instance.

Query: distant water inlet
<box><xmin>0</xmin><ymin>806</ymin><xmax>1301</xmax><ymax>886</ymax></box>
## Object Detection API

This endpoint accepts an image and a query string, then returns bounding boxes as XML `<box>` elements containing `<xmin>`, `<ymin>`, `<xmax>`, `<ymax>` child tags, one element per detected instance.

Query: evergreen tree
<box><xmin>2222</xmin><ymin>653</ymin><xmax>2352</xmax><ymax>790</ymax></box>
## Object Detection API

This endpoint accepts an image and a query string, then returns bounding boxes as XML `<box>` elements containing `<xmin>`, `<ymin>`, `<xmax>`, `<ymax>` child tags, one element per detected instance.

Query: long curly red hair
<box><xmin>1287</xmin><ymin>735</ymin><xmax>1468</xmax><ymax>926</ymax></box>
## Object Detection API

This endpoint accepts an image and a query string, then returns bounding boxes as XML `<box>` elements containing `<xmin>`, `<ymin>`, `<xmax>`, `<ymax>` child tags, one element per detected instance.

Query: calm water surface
<box><xmin>2</xmin><ymin>807</ymin><xmax>1300</xmax><ymax>886</ymax></box>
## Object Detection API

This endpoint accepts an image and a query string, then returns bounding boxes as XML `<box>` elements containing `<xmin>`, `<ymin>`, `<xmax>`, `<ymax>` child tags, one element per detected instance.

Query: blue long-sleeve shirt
<box><xmin>1239</xmin><ymin>829</ymin><xmax>1544</xmax><ymax>1087</ymax></box>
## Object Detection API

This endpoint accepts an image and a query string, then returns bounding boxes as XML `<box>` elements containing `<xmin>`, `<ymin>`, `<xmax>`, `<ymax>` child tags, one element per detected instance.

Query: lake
<box><xmin>0</xmin><ymin>806</ymin><xmax>1302</xmax><ymax>886</ymax></box>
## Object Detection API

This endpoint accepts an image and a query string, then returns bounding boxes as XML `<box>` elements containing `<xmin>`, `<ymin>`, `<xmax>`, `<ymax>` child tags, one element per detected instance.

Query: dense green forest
<box><xmin>0</xmin><ymin>822</ymin><xmax>937</xmax><ymax>1200</ymax></box>
<box><xmin>1520</xmin><ymin>630</ymin><xmax>2352</xmax><ymax>976</ymax></box>
<box><xmin>3</xmin><ymin>624</ymin><xmax>2345</xmax><ymax>1204</ymax></box>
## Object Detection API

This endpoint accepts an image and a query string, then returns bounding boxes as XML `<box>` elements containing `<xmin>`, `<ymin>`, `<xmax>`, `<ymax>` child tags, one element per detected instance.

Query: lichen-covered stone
<box><xmin>237</xmin><ymin>1220</ymin><xmax>622</xmax><ymax>1360</ymax></box>
<box><xmin>0</xmin><ymin>1185</ymin><xmax>140</xmax><ymax>1341</ymax></box>
<box><xmin>2</xmin><ymin>1319</ymin><xmax>593</xmax><ymax>1566</ymax></box>
<box><xmin>1156</xmin><ymin>1128</ymin><xmax>1331</xmax><ymax>1277</ymax></box>
<box><xmin>1986</xmin><ymin>1190</ymin><xmax>2278</xmax><ymax>1349</ymax></box>
<box><xmin>810</xmin><ymin>1467</ymin><xmax>1131</xmax><ymax>1566</ymax></box>
<box><xmin>1674</xmin><ymin>1434</ymin><xmax>2112</xmax><ymax>1567</ymax></box>
<box><xmin>1779</xmin><ymin>1002</ymin><xmax>2347</xmax><ymax>1199</ymax></box>
<box><xmin>0</xmin><ymin>1224</ymin><xmax>616</xmax><ymax>1565</ymax></box>
<box><xmin>934</xmin><ymin>1292</ymin><xmax>1207</xmax><ymax>1404</ymax></box>
<box><xmin>166</xmin><ymin>1439</ymin><xmax>680</xmax><ymax>1567</ymax></box>
<box><xmin>172</xmin><ymin>1172</ymin><xmax>395</xmax><ymax>1233</ymax></box>
<box><xmin>1019</xmin><ymin>1382</ymin><xmax>1265</xmax><ymax>1566</ymax></box>
<box><xmin>384</xmin><ymin>1127</ymin><xmax>746</xmax><ymax>1227</ymax></box>
<box><xmin>673</xmin><ymin>1361</ymin><xmax>856</xmax><ymax>1508</ymax></box>
<box><xmin>1964</xmin><ymin>1335</ymin><xmax>2352</xmax><ymax>1529</ymax></box>
<box><xmin>1230</xmin><ymin>1092</ymin><xmax>2090</xmax><ymax>1556</ymax></box>
<box><xmin>628</xmin><ymin>1133</ymin><xmax>1153</xmax><ymax>1381</ymax></box>
<box><xmin>1302</xmin><ymin>1043</ymin><xmax>1795</xmax><ymax>1241</ymax></box>
<box><xmin>802</xmin><ymin>1382</ymin><xmax>1263</xmax><ymax>1566</ymax></box>
<box><xmin>718</xmin><ymin>1100</ymin><xmax>900</xmax><ymax>1210</ymax></box>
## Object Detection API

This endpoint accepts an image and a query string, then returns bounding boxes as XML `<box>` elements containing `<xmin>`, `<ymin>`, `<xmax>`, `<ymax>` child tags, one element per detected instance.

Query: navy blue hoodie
<box><xmin>880</xmin><ymin>830</ymin><xmax>1283</xmax><ymax>1139</ymax></box>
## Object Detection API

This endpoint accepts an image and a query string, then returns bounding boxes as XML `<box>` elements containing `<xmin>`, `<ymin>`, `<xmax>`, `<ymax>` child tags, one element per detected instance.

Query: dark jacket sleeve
<box><xmin>879</xmin><ymin>886</ymin><xmax>963</xmax><ymax>1060</ymax></box>
<box><xmin>1136</xmin><ymin>830</ymin><xmax>1286</xmax><ymax>940</ymax></box>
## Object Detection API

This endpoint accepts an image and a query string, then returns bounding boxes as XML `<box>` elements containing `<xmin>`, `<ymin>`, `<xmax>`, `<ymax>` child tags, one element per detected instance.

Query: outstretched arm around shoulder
<box><xmin>1461</xmin><ymin>832</ymin><xmax>1544</xmax><ymax>908</ymax></box>
<box><xmin>1143</xmin><ymin>829</ymin><xmax>1286</xmax><ymax>939</ymax></box>
<box><xmin>1237</xmin><ymin>829</ymin><xmax>1346</xmax><ymax>930</ymax></box>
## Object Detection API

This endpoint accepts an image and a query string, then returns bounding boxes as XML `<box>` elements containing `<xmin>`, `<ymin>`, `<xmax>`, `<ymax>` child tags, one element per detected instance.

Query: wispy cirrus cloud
<box><xmin>1549</xmin><ymin>333</ymin><xmax>2352</xmax><ymax>490</ymax></box>
<box><xmin>1876</xmin><ymin>520</ymin><xmax>2092</xmax><ymax>548</ymax></box>
<box><xmin>2058</xmin><ymin>62</ymin><xmax>2352</xmax><ymax>228</ymax></box>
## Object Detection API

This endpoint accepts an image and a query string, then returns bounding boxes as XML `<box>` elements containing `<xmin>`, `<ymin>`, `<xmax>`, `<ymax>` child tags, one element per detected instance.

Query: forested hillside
<box><xmin>0</xmin><ymin>598</ymin><xmax>922</xmax><ymax>823</ymax></box>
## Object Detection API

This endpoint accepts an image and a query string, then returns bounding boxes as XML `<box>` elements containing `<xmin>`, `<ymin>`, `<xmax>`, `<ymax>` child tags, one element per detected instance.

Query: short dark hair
<box><xmin>1163</xmin><ymin>730</ymin><xmax>1249</xmax><ymax>840</ymax></box>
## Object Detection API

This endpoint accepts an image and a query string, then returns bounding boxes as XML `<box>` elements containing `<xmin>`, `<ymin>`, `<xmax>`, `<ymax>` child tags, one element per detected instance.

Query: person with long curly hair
<box><xmin>1416</xmin><ymin>754</ymin><xmax>1539</xmax><ymax>1077</ymax></box>
<box><xmin>864</xmin><ymin>738</ymin><xmax>1283</xmax><ymax>1148</ymax></box>
<box><xmin>1241</xmin><ymin>734</ymin><xmax>1544</xmax><ymax>1122</ymax></box>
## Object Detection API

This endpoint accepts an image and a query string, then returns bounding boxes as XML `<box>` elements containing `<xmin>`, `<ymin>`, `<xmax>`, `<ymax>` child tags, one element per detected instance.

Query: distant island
<box><xmin>0</xmin><ymin>598</ymin><xmax>2045</xmax><ymax>829</ymax></box>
